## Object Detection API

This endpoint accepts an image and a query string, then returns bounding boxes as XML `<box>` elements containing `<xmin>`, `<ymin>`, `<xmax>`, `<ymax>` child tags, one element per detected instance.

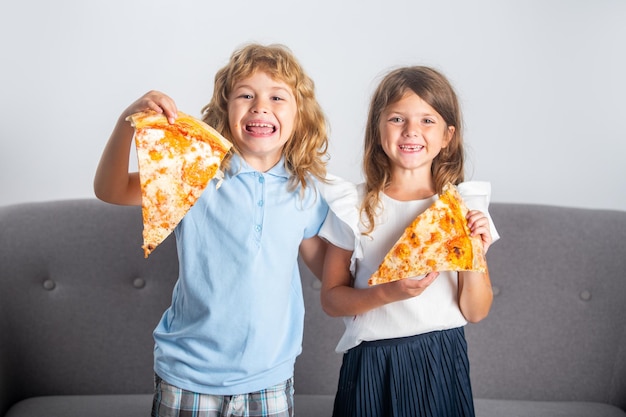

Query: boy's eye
<box><xmin>242</xmin><ymin>94</ymin><xmax>253</xmax><ymax>99</ymax></box>
<box><xmin>271</xmin><ymin>96</ymin><xmax>283</xmax><ymax>101</ymax></box>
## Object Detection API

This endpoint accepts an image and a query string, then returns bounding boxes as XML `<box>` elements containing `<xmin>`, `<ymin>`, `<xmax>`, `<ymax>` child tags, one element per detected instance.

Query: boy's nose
<box><xmin>251</xmin><ymin>98</ymin><xmax>269</xmax><ymax>114</ymax></box>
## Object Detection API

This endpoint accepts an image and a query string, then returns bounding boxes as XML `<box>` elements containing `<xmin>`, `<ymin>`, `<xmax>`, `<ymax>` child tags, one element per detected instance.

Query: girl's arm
<box><xmin>93</xmin><ymin>91</ymin><xmax>178</xmax><ymax>205</ymax></box>
<box><xmin>457</xmin><ymin>269</ymin><xmax>493</xmax><ymax>323</ymax></box>
<box><xmin>321</xmin><ymin>243</ymin><xmax>439</xmax><ymax>317</ymax></box>
<box><xmin>458</xmin><ymin>210</ymin><xmax>494</xmax><ymax>322</ymax></box>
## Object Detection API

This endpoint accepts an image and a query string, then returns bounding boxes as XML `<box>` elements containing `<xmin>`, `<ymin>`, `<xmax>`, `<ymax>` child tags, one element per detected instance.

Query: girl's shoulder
<box><xmin>318</xmin><ymin>173</ymin><xmax>360</xmax><ymax>224</ymax></box>
<box><xmin>455</xmin><ymin>181</ymin><xmax>493</xmax><ymax>212</ymax></box>
<box><xmin>317</xmin><ymin>174</ymin><xmax>360</xmax><ymax>205</ymax></box>
<box><xmin>456</xmin><ymin>181</ymin><xmax>492</xmax><ymax>199</ymax></box>
<box><xmin>457</xmin><ymin>180</ymin><xmax>500</xmax><ymax>243</ymax></box>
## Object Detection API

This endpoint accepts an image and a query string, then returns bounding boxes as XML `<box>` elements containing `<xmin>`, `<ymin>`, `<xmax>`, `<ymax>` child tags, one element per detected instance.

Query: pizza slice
<box><xmin>127</xmin><ymin>110</ymin><xmax>233</xmax><ymax>258</ymax></box>
<box><xmin>368</xmin><ymin>183</ymin><xmax>487</xmax><ymax>286</ymax></box>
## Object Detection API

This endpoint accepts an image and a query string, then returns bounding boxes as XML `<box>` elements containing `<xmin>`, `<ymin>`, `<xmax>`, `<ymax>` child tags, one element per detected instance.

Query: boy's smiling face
<box><xmin>227</xmin><ymin>70</ymin><xmax>297</xmax><ymax>172</ymax></box>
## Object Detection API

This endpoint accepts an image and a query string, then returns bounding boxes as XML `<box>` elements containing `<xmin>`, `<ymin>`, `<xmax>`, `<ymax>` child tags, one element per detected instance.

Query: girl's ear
<box><xmin>443</xmin><ymin>125</ymin><xmax>455</xmax><ymax>148</ymax></box>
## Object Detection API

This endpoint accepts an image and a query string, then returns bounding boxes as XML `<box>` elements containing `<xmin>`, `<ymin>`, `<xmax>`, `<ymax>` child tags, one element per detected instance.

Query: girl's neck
<box><xmin>384</xmin><ymin>171</ymin><xmax>435</xmax><ymax>201</ymax></box>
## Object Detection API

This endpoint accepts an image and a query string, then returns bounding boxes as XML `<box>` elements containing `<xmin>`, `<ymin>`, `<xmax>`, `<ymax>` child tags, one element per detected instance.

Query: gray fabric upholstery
<box><xmin>4</xmin><ymin>395</ymin><xmax>153</xmax><ymax>417</ymax></box>
<box><xmin>466</xmin><ymin>204</ymin><xmax>626</xmax><ymax>410</ymax></box>
<box><xmin>1</xmin><ymin>199</ymin><xmax>625</xmax><ymax>417</ymax></box>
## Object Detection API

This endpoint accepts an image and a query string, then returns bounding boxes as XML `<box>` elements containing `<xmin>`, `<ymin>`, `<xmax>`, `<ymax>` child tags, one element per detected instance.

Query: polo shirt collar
<box><xmin>226</xmin><ymin>153</ymin><xmax>290</xmax><ymax>179</ymax></box>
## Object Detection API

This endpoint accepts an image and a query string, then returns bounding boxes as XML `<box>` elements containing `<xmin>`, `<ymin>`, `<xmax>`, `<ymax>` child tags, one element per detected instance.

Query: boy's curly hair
<box><xmin>201</xmin><ymin>43</ymin><xmax>329</xmax><ymax>191</ymax></box>
<box><xmin>361</xmin><ymin>66</ymin><xmax>465</xmax><ymax>234</ymax></box>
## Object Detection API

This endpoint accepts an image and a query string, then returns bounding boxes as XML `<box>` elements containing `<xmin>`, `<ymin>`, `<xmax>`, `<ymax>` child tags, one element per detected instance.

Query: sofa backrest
<box><xmin>0</xmin><ymin>200</ymin><xmax>179</xmax><ymax>413</ymax></box>
<box><xmin>466</xmin><ymin>203</ymin><xmax>626</xmax><ymax>410</ymax></box>
<box><xmin>0</xmin><ymin>199</ymin><xmax>344</xmax><ymax>415</ymax></box>
<box><xmin>1</xmin><ymin>199</ymin><xmax>625</xmax><ymax>413</ymax></box>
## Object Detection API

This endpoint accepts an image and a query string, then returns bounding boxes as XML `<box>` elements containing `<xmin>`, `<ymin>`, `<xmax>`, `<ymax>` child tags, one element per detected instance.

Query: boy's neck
<box><xmin>242</xmin><ymin>153</ymin><xmax>283</xmax><ymax>173</ymax></box>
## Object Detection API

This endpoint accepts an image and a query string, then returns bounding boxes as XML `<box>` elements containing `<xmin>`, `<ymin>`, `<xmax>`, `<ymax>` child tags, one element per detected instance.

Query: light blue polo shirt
<box><xmin>153</xmin><ymin>154</ymin><xmax>328</xmax><ymax>395</ymax></box>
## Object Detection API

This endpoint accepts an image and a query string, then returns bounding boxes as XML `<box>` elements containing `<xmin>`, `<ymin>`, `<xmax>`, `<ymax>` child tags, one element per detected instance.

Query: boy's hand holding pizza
<box><xmin>122</xmin><ymin>90</ymin><xmax>179</xmax><ymax>124</ymax></box>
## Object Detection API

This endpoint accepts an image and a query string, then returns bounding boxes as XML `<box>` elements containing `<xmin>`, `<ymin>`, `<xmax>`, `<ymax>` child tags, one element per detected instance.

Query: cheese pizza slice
<box><xmin>368</xmin><ymin>183</ymin><xmax>487</xmax><ymax>286</ymax></box>
<box><xmin>127</xmin><ymin>110</ymin><xmax>233</xmax><ymax>258</ymax></box>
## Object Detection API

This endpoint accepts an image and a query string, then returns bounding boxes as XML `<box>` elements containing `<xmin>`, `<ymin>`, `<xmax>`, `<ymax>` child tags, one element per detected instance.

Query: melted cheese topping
<box><xmin>130</xmin><ymin>111</ymin><xmax>232</xmax><ymax>257</ymax></box>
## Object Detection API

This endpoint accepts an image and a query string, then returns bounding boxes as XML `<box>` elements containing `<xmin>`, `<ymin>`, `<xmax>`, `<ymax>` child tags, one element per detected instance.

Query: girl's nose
<box><xmin>404</xmin><ymin>120</ymin><xmax>420</xmax><ymax>137</ymax></box>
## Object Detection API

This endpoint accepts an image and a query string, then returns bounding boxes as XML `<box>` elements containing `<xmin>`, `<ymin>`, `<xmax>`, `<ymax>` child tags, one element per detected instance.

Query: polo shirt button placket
<box><xmin>255</xmin><ymin>174</ymin><xmax>265</xmax><ymax>237</ymax></box>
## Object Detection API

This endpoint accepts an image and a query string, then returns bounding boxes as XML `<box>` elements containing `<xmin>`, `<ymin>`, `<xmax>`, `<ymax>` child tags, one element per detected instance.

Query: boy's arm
<box><xmin>93</xmin><ymin>116</ymin><xmax>142</xmax><ymax>205</ymax></box>
<box><xmin>93</xmin><ymin>91</ymin><xmax>178</xmax><ymax>206</ymax></box>
<box><xmin>299</xmin><ymin>235</ymin><xmax>327</xmax><ymax>281</ymax></box>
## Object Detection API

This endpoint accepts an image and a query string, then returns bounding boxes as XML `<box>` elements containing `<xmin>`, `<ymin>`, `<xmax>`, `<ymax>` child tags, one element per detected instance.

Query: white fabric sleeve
<box><xmin>457</xmin><ymin>181</ymin><xmax>500</xmax><ymax>243</ymax></box>
<box><xmin>319</xmin><ymin>210</ymin><xmax>355</xmax><ymax>250</ymax></box>
<box><xmin>317</xmin><ymin>174</ymin><xmax>361</xmax><ymax>265</ymax></box>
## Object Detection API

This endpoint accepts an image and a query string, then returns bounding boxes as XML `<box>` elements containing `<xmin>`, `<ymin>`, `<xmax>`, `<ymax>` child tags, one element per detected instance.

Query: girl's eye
<box><xmin>390</xmin><ymin>116</ymin><xmax>403</xmax><ymax>123</ymax></box>
<box><xmin>423</xmin><ymin>118</ymin><xmax>435</xmax><ymax>124</ymax></box>
<box><xmin>242</xmin><ymin>94</ymin><xmax>253</xmax><ymax>99</ymax></box>
<box><xmin>271</xmin><ymin>96</ymin><xmax>283</xmax><ymax>101</ymax></box>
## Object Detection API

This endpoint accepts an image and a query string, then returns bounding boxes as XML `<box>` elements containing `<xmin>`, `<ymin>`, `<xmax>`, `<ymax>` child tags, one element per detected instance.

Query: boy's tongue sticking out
<box><xmin>247</xmin><ymin>122</ymin><xmax>275</xmax><ymax>135</ymax></box>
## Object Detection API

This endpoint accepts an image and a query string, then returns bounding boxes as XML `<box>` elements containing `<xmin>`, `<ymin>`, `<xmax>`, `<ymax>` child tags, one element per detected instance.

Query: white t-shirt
<box><xmin>319</xmin><ymin>178</ymin><xmax>499</xmax><ymax>353</ymax></box>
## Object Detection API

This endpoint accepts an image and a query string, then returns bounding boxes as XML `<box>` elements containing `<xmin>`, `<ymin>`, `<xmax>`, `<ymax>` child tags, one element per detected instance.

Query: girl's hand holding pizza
<box><xmin>379</xmin><ymin>271</ymin><xmax>440</xmax><ymax>303</ymax></box>
<box><xmin>466</xmin><ymin>210</ymin><xmax>493</xmax><ymax>253</ymax></box>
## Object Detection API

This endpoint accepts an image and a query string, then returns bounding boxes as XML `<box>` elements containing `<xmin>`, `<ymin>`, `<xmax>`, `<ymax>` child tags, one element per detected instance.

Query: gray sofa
<box><xmin>1</xmin><ymin>199</ymin><xmax>625</xmax><ymax>417</ymax></box>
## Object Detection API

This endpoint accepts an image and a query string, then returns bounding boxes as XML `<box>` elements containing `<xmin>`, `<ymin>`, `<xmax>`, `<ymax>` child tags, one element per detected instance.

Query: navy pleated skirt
<box><xmin>332</xmin><ymin>327</ymin><xmax>475</xmax><ymax>417</ymax></box>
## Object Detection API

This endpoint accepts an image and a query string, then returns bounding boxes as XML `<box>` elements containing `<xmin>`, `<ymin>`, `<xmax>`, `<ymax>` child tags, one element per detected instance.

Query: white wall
<box><xmin>1</xmin><ymin>0</ymin><xmax>625</xmax><ymax>211</ymax></box>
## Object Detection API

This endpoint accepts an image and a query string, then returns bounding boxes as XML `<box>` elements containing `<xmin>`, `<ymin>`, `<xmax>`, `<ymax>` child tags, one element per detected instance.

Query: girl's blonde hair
<box><xmin>361</xmin><ymin>66</ymin><xmax>465</xmax><ymax>234</ymax></box>
<box><xmin>201</xmin><ymin>43</ymin><xmax>328</xmax><ymax>190</ymax></box>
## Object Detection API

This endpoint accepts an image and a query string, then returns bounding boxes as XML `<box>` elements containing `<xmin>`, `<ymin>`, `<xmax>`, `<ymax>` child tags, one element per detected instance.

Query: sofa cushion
<box><xmin>474</xmin><ymin>398</ymin><xmax>626</xmax><ymax>417</ymax></box>
<box><xmin>5</xmin><ymin>395</ymin><xmax>335</xmax><ymax>417</ymax></box>
<box><xmin>5</xmin><ymin>395</ymin><xmax>152</xmax><ymax>417</ymax></box>
<box><xmin>9</xmin><ymin>396</ymin><xmax>625</xmax><ymax>417</ymax></box>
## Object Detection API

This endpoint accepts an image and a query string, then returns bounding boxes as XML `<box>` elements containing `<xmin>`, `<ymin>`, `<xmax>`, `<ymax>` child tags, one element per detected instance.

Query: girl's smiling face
<box><xmin>227</xmin><ymin>70</ymin><xmax>297</xmax><ymax>172</ymax></box>
<box><xmin>379</xmin><ymin>91</ymin><xmax>454</xmax><ymax>176</ymax></box>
